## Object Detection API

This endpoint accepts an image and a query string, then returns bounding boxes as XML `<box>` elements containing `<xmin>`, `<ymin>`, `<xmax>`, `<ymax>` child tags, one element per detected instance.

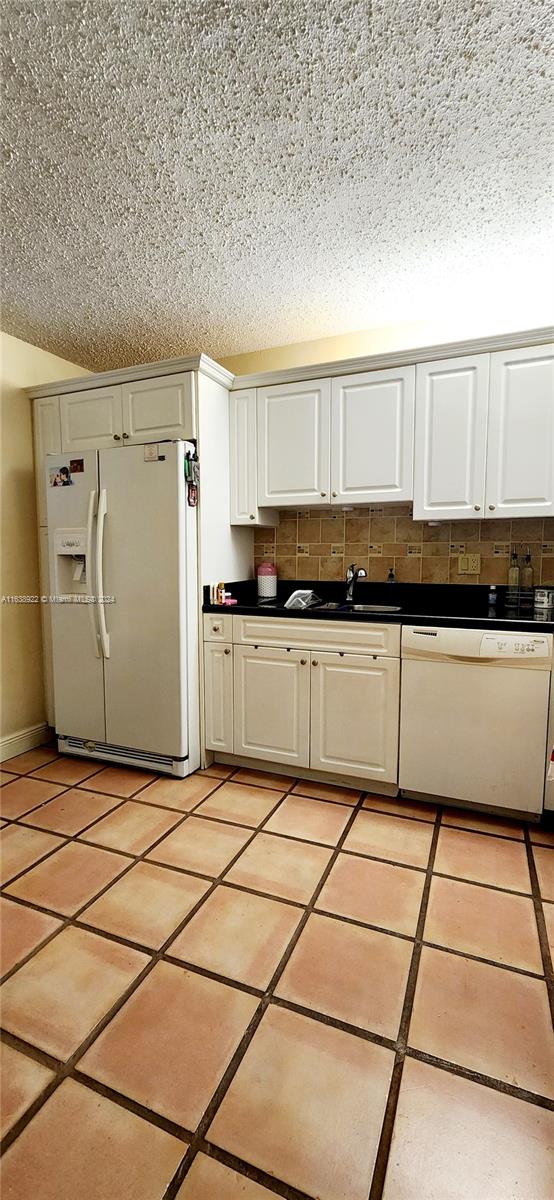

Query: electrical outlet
<box><xmin>458</xmin><ymin>553</ymin><xmax>481</xmax><ymax>574</ymax></box>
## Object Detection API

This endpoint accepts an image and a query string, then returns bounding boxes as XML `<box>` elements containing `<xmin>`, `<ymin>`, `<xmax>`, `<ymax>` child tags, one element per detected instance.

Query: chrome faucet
<box><xmin>345</xmin><ymin>562</ymin><xmax>367</xmax><ymax>603</ymax></box>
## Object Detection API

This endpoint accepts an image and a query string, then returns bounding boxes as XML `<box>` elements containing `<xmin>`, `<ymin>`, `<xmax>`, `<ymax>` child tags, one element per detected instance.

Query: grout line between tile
<box><xmin>523</xmin><ymin>826</ymin><xmax>554</xmax><ymax>1025</ymax></box>
<box><xmin>368</xmin><ymin>807</ymin><xmax>442</xmax><ymax>1200</ymax></box>
<box><xmin>404</xmin><ymin>1047</ymin><xmax>554</xmax><ymax>1112</ymax></box>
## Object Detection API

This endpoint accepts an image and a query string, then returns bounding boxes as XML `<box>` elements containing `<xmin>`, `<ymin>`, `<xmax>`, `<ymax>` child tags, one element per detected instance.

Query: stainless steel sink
<box><xmin>351</xmin><ymin>603</ymin><xmax>402</xmax><ymax>613</ymax></box>
<box><xmin>316</xmin><ymin>602</ymin><xmax>402</xmax><ymax>613</ymax></box>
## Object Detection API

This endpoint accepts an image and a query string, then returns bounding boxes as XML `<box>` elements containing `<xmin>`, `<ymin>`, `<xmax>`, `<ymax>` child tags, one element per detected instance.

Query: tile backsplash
<box><xmin>254</xmin><ymin>506</ymin><xmax>554</xmax><ymax>586</ymax></box>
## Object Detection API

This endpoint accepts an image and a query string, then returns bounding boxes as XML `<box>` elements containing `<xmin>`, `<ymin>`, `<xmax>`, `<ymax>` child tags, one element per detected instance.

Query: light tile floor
<box><xmin>1</xmin><ymin>747</ymin><xmax>553</xmax><ymax>1200</ymax></box>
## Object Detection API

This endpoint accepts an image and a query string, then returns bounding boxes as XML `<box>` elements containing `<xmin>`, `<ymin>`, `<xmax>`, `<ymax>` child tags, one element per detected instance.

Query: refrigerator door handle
<box><xmin>96</xmin><ymin>488</ymin><xmax>110</xmax><ymax>658</ymax></box>
<box><xmin>86</xmin><ymin>489</ymin><xmax>101</xmax><ymax>658</ymax></box>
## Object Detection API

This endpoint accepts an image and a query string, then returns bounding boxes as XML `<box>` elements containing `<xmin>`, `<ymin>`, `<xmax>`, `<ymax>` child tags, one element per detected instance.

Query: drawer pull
<box><xmin>224</xmin><ymin>648</ymin><xmax>231</xmax><ymax>655</ymax></box>
<box><xmin>300</xmin><ymin>658</ymin><xmax>307</xmax><ymax>665</ymax></box>
<box><xmin>312</xmin><ymin>659</ymin><xmax>319</xmax><ymax>667</ymax></box>
<box><xmin>212</xmin><ymin>625</ymin><xmax>220</xmax><ymax>633</ymax></box>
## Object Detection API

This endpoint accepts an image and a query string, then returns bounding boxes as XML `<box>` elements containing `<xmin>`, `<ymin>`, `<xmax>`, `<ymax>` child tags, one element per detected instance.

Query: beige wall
<box><xmin>0</xmin><ymin>331</ymin><xmax>89</xmax><ymax>742</ymax></box>
<box><xmin>220</xmin><ymin>315</ymin><xmax>544</xmax><ymax>377</ymax></box>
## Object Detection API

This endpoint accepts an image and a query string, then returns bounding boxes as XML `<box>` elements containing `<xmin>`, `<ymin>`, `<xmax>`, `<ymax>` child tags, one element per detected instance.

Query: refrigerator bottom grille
<box><xmin>58</xmin><ymin>736</ymin><xmax>189</xmax><ymax>778</ymax></box>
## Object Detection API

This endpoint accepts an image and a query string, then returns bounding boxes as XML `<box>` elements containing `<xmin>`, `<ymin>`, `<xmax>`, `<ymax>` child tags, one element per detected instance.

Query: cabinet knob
<box><xmin>249</xmin><ymin>514</ymin><xmax>255</xmax><ymax>520</ymax></box>
<box><xmin>320</xmin><ymin>492</ymin><xmax>326</xmax><ymax>498</ymax></box>
<box><xmin>122</xmin><ymin>432</ymin><xmax>129</xmax><ymax>439</ymax></box>
<box><xmin>312</xmin><ymin>659</ymin><xmax>319</xmax><ymax>667</ymax></box>
<box><xmin>488</xmin><ymin>504</ymin><xmax>495</xmax><ymax>511</ymax></box>
<box><xmin>300</xmin><ymin>658</ymin><xmax>307</xmax><ymax>665</ymax></box>
<box><xmin>473</xmin><ymin>504</ymin><xmax>481</xmax><ymax>511</ymax></box>
<box><xmin>224</xmin><ymin>648</ymin><xmax>231</xmax><ymax>655</ymax></box>
<box><xmin>212</xmin><ymin>625</ymin><xmax>220</xmax><ymax>633</ymax></box>
<box><xmin>331</xmin><ymin>491</ymin><xmax>337</xmax><ymax>498</ymax></box>
<box><xmin>113</xmin><ymin>434</ymin><xmax>121</xmax><ymax>441</ymax></box>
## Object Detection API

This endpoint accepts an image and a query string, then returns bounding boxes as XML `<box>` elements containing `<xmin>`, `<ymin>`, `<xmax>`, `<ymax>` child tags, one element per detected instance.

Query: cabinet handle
<box><xmin>488</xmin><ymin>504</ymin><xmax>495</xmax><ymax>511</ymax></box>
<box><xmin>249</xmin><ymin>514</ymin><xmax>255</xmax><ymax>520</ymax></box>
<box><xmin>212</xmin><ymin>625</ymin><xmax>220</xmax><ymax>633</ymax></box>
<box><xmin>300</xmin><ymin>658</ymin><xmax>307</xmax><ymax>665</ymax></box>
<box><xmin>113</xmin><ymin>434</ymin><xmax>121</xmax><ymax>441</ymax></box>
<box><xmin>122</xmin><ymin>432</ymin><xmax>129</xmax><ymax>439</ymax></box>
<box><xmin>224</xmin><ymin>648</ymin><xmax>231</xmax><ymax>655</ymax></box>
<box><xmin>312</xmin><ymin>659</ymin><xmax>319</xmax><ymax>667</ymax></box>
<box><xmin>473</xmin><ymin>504</ymin><xmax>481</xmax><ymax>511</ymax></box>
<box><xmin>320</xmin><ymin>492</ymin><xmax>326</xmax><ymax>498</ymax></box>
<box><xmin>331</xmin><ymin>491</ymin><xmax>337</xmax><ymax>498</ymax></box>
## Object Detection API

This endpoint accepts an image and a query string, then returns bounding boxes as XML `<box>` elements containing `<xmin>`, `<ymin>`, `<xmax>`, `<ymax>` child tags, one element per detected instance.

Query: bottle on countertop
<box><xmin>387</xmin><ymin>568</ymin><xmax>396</xmax><ymax>583</ymax></box>
<box><xmin>507</xmin><ymin>551</ymin><xmax>520</xmax><ymax>602</ymax></box>
<box><xmin>487</xmin><ymin>584</ymin><xmax>497</xmax><ymax>613</ymax></box>
<box><xmin>521</xmin><ymin>548</ymin><xmax>534</xmax><ymax>590</ymax></box>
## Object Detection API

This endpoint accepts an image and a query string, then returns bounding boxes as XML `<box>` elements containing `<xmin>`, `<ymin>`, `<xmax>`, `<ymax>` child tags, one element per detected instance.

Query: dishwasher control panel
<box><xmin>402</xmin><ymin>625</ymin><xmax>553</xmax><ymax>666</ymax></box>
<box><xmin>480</xmin><ymin>634</ymin><xmax>552</xmax><ymax>658</ymax></box>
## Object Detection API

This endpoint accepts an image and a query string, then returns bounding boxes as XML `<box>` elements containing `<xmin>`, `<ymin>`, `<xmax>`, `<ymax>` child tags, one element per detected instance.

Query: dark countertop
<box><xmin>203</xmin><ymin>581</ymin><xmax>554</xmax><ymax>634</ymax></box>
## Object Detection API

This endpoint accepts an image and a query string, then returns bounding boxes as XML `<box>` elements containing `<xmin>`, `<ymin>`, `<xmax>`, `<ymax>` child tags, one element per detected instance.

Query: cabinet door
<box><xmin>233</xmin><ymin>644</ymin><xmax>310</xmax><ymax>766</ymax></box>
<box><xmin>257</xmin><ymin>379</ymin><xmax>331</xmax><ymax>506</ymax></box>
<box><xmin>38</xmin><ymin>528</ymin><xmax>55</xmax><ymax>726</ymax></box>
<box><xmin>33</xmin><ymin>396</ymin><xmax>61</xmax><ymax>526</ymax></box>
<box><xmin>122</xmin><ymin>373</ymin><xmax>196</xmax><ymax>443</ymax></box>
<box><xmin>230</xmin><ymin>389</ymin><xmax>278</xmax><ymax>526</ymax></box>
<box><xmin>60</xmin><ymin>386</ymin><xmax>123</xmax><ymax>451</ymax></box>
<box><xmin>310</xmin><ymin>652</ymin><xmax>399</xmax><ymax>782</ymax></box>
<box><xmin>204</xmin><ymin>642</ymin><xmax>233</xmax><ymax>752</ymax></box>
<box><xmin>486</xmin><ymin>344</ymin><xmax>554</xmax><ymax>519</ymax></box>
<box><xmin>413</xmin><ymin>355</ymin><xmax>489</xmax><ymax>520</ymax></box>
<box><xmin>331</xmin><ymin>367</ymin><xmax>415</xmax><ymax>503</ymax></box>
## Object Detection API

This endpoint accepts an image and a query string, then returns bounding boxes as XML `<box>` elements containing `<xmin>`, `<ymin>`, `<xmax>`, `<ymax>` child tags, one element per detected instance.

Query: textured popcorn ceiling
<box><xmin>1</xmin><ymin>0</ymin><xmax>553</xmax><ymax>372</ymax></box>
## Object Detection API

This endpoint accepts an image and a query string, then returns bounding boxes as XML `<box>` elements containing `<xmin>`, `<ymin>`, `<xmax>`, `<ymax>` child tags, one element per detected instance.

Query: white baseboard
<box><xmin>0</xmin><ymin>722</ymin><xmax>50</xmax><ymax>763</ymax></box>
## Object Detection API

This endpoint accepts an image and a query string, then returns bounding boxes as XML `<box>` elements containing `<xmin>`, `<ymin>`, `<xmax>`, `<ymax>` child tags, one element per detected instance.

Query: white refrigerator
<box><xmin>46</xmin><ymin>441</ymin><xmax>199</xmax><ymax>777</ymax></box>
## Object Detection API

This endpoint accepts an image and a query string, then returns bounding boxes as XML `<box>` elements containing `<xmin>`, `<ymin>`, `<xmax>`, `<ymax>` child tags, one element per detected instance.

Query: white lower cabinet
<box><xmin>233</xmin><ymin>644</ymin><xmax>310</xmax><ymax>767</ymax></box>
<box><xmin>206</xmin><ymin>625</ymin><xmax>401</xmax><ymax>783</ymax></box>
<box><xmin>310</xmin><ymin>652</ymin><xmax>400</xmax><ymax>782</ymax></box>
<box><xmin>204</xmin><ymin>642</ymin><xmax>234</xmax><ymax>752</ymax></box>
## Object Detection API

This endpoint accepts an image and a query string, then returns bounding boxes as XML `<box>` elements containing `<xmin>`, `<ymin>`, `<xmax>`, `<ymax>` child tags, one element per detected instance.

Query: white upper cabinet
<box><xmin>33</xmin><ymin>395</ymin><xmax>61</xmax><ymax>525</ymax></box>
<box><xmin>230</xmin><ymin>389</ymin><xmax>278</xmax><ymax>526</ymax></box>
<box><xmin>413</xmin><ymin>355</ymin><xmax>489</xmax><ymax>520</ymax></box>
<box><xmin>486</xmin><ymin>345</ymin><xmax>554</xmax><ymax>519</ymax></box>
<box><xmin>121</xmin><ymin>373</ymin><xmax>196</xmax><ymax>443</ymax></box>
<box><xmin>331</xmin><ymin>367</ymin><xmax>415</xmax><ymax>504</ymax></box>
<box><xmin>257</xmin><ymin>379</ymin><xmax>331</xmax><ymax>506</ymax></box>
<box><xmin>60</xmin><ymin>385</ymin><xmax>123</xmax><ymax>451</ymax></box>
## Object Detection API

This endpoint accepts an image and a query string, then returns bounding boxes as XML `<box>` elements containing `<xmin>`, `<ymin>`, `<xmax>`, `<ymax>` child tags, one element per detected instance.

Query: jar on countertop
<box><xmin>257</xmin><ymin>561</ymin><xmax>277</xmax><ymax>599</ymax></box>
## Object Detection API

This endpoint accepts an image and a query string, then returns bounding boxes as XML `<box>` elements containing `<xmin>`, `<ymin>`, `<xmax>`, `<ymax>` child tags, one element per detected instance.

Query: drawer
<box><xmin>204</xmin><ymin>613</ymin><xmax>234</xmax><ymax>642</ymax></box>
<box><xmin>232</xmin><ymin>615</ymin><xmax>400</xmax><ymax>657</ymax></box>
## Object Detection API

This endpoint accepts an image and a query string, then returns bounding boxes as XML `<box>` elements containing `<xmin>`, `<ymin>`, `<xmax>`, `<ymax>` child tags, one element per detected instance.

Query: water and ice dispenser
<box><xmin>53</xmin><ymin>529</ymin><xmax>89</xmax><ymax>596</ymax></box>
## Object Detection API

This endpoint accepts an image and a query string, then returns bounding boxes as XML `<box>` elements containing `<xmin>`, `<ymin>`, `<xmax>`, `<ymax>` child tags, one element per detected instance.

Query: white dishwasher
<box><xmin>399</xmin><ymin>626</ymin><xmax>553</xmax><ymax>815</ymax></box>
